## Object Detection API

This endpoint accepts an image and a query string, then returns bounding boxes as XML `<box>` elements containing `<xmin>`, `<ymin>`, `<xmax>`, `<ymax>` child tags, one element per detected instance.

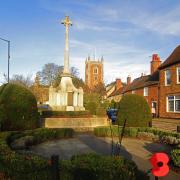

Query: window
<box><xmin>144</xmin><ymin>87</ymin><xmax>148</xmax><ymax>96</ymax></box>
<box><xmin>167</xmin><ymin>95</ymin><xmax>180</xmax><ymax>113</ymax></box>
<box><xmin>94</xmin><ymin>76</ymin><xmax>97</xmax><ymax>80</ymax></box>
<box><xmin>94</xmin><ymin>67</ymin><xmax>98</xmax><ymax>74</ymax></box>
<box><xmin>177</xmin><ymin>67</ymin><xmax>180</xmax><ymax>84</ymax></box>
<box><xmin>165</xmin><ymin>70</ymin><xmax>171</xmax><ymax>85</ymax></box>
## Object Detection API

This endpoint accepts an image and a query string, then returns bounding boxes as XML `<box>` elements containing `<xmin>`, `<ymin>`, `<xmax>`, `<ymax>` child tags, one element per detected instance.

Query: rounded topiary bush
<box><xmin>0</xmin><ymin>83</ymin><xmax>39</xmax><ymax>131</ymax></box>
<box><xmin>117</xmin><ymin>94</ymin><xmax>152</xmax><ymax>127</ymax></box>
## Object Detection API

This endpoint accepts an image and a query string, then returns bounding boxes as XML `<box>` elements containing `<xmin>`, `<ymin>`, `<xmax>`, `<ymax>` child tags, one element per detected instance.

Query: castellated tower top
<box><xmin>85</xmin><ymin>56</ymin><xmax>104</xmax><ymax>89</ymax></box>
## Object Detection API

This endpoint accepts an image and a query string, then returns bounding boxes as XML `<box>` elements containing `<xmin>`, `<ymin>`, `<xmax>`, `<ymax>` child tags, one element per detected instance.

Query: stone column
<box><xmin>61</xmin><ymin>16</ymin><xmax>72</xmax><ymax>74</ymax></box>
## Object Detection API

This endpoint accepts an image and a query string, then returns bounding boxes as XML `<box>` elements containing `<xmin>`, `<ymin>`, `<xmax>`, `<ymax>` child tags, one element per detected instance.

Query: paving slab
<box><xmin>30</xmin><ymin>134</ymin><xmax>180</xmax><ymax>180</ymax></box>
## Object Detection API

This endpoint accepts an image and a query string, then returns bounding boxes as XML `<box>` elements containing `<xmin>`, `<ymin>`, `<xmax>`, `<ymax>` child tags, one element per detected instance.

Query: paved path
<box><xmin>30</xmin><ymin>134</ymin><xmax>179</xmax><ymax>180</ymax></box>
<box><xmin>152</xmin><ymin>118</ymin><xmax>180</xmax><ymax>132</ymax></box>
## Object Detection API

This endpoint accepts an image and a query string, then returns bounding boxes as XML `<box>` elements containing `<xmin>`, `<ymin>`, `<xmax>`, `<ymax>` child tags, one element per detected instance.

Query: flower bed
<box><xmin>94</xmin><ymin>126</ymin><xmax>180</xmax><ymax>168</ymax></box>
<box><xmin>0</xmin><ymin>128</ymin><xmax>74</xmax><ymax>179</ymax></box>
<box><xmin>171</xmin><ymin>146</ymin><xmax>180</xmax><ymax>168</ymax></box>
<box><xmin>0</xmin><ymin>128</ymin><xmax>139</xmax><ymax>179</ymax></box>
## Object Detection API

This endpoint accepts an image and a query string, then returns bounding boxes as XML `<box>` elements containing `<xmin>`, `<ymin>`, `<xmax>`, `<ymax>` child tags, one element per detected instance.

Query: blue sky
<box><xmin>0</xmin><ymin>0</ymin><xmax>180</xmax><ymax>84</ymax></box>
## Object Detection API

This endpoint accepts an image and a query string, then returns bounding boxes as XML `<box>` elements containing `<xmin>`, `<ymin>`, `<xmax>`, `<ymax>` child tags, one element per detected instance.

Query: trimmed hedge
<box><xmin>94</xmin><ymin>126</ymin><xmax>180</xmax><ymax>145</ymax></box>
<box><xmin>0</xmin><ymin>129</ymin><xmax>139</xmax><ymax>179</ymax></box>
<box><xmin>94</xmin><ymin>126</ymin><xmax>139</xmax><ymax>138</ymax></box>
<box><xmin>171</xmin><ymin>149</ymin><xmax>180</xmax><ymax>167</ymax></box>
<box><xmin>9</xmin><ymin>128</ymin><xmax>74</xmax><ymax>147</ymax></box>
<box><xmin>41</xmin><ymin>110</ymin><xmax>92</xmax><ymax>118</ymax></box>
<box><xmin>117</xmin><ymin>94</ymin><xmax>152</xmax><ymax>127</ymax></box>
<box><xmin>60</xmin><ymin>153</ymin><xmax>137</xmax><ymax>180</ymax></box>
<box><xmin>94</xmin><ymin>126</ymin><xmax>180</xmax><ymax>169</ymax></box>
<box><xmin>0</xmin><ymin>128</ymin><xmax>74</xmax><ymax>179</ymax></box>
<box><xmin>0</xmin><ymin>83</ymin><xmax>39</xmax><ymax>131</ymax></box>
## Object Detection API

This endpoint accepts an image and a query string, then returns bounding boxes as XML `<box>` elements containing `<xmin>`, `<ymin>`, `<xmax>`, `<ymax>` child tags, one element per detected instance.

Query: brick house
<box><xmin>158</xmin><ymin>45</ymin><xmax>180</xmax><ymax>118</ymax></box>
<box><xmin>123</xmin><ymin>54</ymin><xmax>161</xmax><ymax>117</ymax></box>
<box><xmin>123</xmin><ymin>72</ymin><xmax>160</xmax><ymax>117</ymax></box>
<box><xmin>106</xmin><ymin>78</ymin><xmax>125</xmax><ymax>102</ymax></box>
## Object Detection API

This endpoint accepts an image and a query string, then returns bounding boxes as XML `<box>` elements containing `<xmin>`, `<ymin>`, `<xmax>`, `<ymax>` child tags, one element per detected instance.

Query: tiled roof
<box><xmin>159</xmin><ymin>45</ymin><xmax>180</xmax><ymax>69</ymax></box>
<box><xmin>123</xmin><ymin>71</ymin><xmax>159</xmax><ymax>93</ymax></box>
<box><xmin>108</xmin><ymin>87</ymin><xmax>124</xmax><ymax>97</ymax></box>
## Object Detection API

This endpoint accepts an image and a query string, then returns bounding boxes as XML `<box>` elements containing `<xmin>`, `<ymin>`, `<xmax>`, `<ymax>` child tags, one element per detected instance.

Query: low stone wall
<box><xmin>44</xmin><ymin>117</ymin><xmax>108</xmax><ymax>129</ymax></box>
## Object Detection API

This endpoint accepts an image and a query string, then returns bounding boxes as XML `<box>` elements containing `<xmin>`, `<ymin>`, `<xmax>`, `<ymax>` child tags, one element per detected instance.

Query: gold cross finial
<box><xmin>61</xmin><ymin>16</ymin><xmax>72</xmax><ymax>26</ymax></box>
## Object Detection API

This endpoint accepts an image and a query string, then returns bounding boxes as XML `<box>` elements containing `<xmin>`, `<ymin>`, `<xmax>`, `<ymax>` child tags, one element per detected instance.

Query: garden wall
<box><xmin>44</xmin><ymin>117</ymin><xmax>108</xmax><ymax>129</ymax></box>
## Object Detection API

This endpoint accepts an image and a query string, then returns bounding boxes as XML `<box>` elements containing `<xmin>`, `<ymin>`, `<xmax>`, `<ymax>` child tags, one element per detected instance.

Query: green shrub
<box><xmin>171</xmin><ymin>149</ymin><xmax>180</xmax><ymax>167</ymax></box>
<box><xmin>0</xmin><ymin>83</ymin><xmax>39</xmax><ymax>131</ymax></box>
<box><xmin>138</xmin><ymin>127</ymin><xmax>180</xmax><ymax>138</ymax></box>
<box><xmin>117</xmin><ymin>94</ymin><xmax>152</xmax><ymax>127</ymax></box>
<box><xmin>86</xmin><ymin>101</ymin><xmax>97</xmax><ymax>115</ymax></box>
<box><xmin>94</xmin><ymin>126</ymin><xmax>139</xmax><ymax>138</ymax></box>
<box><xmin>0</xmin><ymin>132</ymin><xmax>50</xmax><ymax>179</ymax></box>
<box><xmin>137</xmin><ymin>132</ymin><xmax>159</xmax><ymax>142</ymax></box>
<box><xmin>8</xmin><ymin>128</ymin><xmax>74</xmax><ymax>148</ymax></box>
<box><xmin>109</xmin><ymin>99</ymin><xmax>118</xmax><ymax>109</ymax></box>
<box><xmin>60</xmin><ymin>153</ymin><xmax>137</xmax><ymax>180</ymax></box>
<box><xmin>94</xmin><ymin>126</ymin><xmax>179</xmax><ymax>145</ymax></box>
<box><xmin>0</xmin><ymin>128</ymin><xmax>74</xmax><ymax>179</ymax></box>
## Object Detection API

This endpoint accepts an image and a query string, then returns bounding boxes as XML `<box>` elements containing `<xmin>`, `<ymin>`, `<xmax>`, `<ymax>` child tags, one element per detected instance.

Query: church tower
<box><xmin>85</xmin><ymin>56</ymin><xmax>104</xmax><ymax>89</ymax></box>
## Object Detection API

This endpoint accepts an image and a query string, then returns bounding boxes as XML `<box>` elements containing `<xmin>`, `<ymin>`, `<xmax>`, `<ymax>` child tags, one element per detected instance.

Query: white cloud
<box><xmin>69</xmin><ymin>39</ymin><xmax>152</xmax><ymax>84</ymax></box>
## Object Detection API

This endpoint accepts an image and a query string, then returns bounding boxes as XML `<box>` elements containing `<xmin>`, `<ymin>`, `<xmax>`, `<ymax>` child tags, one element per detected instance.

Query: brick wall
<box><xmin>125</xmin><ymin>84</ymin><xmax>159</xmax><ymax>115</ymax></box>
<box><xmin>159</xmin><ymin>63</ymin><xmax>180</xmax><ymax>118</ymax></box>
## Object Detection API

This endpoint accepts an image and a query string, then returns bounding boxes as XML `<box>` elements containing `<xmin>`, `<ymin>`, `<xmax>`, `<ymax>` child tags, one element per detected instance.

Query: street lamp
<box><xmin>0</xmin><ymin>37</ymin><xmax>10</xmax><ymax>83</ymax></box>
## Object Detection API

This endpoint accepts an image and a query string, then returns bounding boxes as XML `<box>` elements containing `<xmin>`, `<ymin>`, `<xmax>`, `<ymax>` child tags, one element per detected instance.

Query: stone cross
<box><xmin>61</xmin><ymin>16</ymin><xmax>72</xmax><ymax>74</ymax></box>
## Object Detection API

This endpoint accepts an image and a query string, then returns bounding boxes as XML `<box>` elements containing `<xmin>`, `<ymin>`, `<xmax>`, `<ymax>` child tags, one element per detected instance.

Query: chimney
<box><xmin>151</xmin><ymin>54</ymin><xmax>161</xmax><ymax>74</ymax></box>
<box><xmin>127</xmin><ymin>75</ymin><xmax>131</xmax><ymax>85</ymax></box>
<box><xmin>116</xmin><ymin>78</ymin><xmax>122</xmax><ymax>90</ymax></box>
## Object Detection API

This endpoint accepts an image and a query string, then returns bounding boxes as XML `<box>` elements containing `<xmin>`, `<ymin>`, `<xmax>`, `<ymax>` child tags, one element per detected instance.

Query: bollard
<box><xmin>51</xmin><ymin>155</ymin><xmax>60</xmax><ymax>180</ymax></box>
<box><xmin>177</xmin><ymin>126</ymin><xmax>180</xmax><ymax>133</ymax></box>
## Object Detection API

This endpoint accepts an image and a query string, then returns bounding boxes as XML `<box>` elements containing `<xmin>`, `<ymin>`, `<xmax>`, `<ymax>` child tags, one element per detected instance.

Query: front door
<box><xmin>152</xmin><ymin>101</ymin><xmax>157</xmax><ymax>117</ymax></box>
<box><xmin>68</xmin><ymin>92</ymin><xmax>73</xmax><ymax>106</ymax></box>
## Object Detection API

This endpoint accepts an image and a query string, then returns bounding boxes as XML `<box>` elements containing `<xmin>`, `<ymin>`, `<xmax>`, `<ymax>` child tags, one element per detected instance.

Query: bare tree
<box><xmin>37</xmin><ymin>63</ymin><xmax>80</xmax><ymax>86</ymax></box>
<box><xmin>3</xmin><ymin>73</ymin><xmax>33</xmax><ymax>87</ymax></box>
<box><xmin>71</xmin><ymin>67</ymin><xmax>79</xmax><ymax>77</ymax></box>
<box><xmin>92</xmin><ymin>82</ymin><xmax>106</xmax><ymax>96</ymax></box>
<box><xmin>37</xmin><ymin>63</ymin><xmax>63</xmax><ymax>86</ymax></box>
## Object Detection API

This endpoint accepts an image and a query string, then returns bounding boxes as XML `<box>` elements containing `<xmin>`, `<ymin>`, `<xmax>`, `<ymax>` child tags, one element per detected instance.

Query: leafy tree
<box><xmin>91</xmin><ymin>82</ymin><xmax>106</xmax><ymax>96</ymax></box>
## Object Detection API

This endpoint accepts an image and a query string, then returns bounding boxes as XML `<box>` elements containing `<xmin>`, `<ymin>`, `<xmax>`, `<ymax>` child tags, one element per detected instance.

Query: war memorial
<box><xmin>0</xmin><ymin>1</ymin><xmax>180</xmax><ymax>179</ymax></box>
